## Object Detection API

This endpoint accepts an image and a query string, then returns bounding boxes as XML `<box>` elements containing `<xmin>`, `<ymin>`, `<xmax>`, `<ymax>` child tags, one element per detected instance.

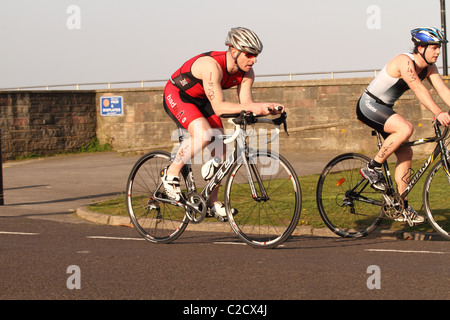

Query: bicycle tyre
<box><xmin>423</xmin><ymin>159</ymin><xmax>450</xmax><ymax>240</ymax></box>
<box><xmin>316</xmin><ymin>153</ymin><xmax>383</xmax><ymax>238</ymax></box>
<box><xmin>224</xmin><ymin>151</ymin><xmax>301</xmax><ymax>249</ymax></box>
<box><xmin>126</xmin><ymin>150</ymin><xmax>189</xmax><ymax>244</ymax></box>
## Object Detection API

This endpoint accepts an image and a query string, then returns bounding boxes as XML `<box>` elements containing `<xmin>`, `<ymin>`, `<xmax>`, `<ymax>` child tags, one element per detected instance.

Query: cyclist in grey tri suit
<box><xmin>357</xmin><ymin>27</ymin><xmax>450</xmax><ymax>225</ymax></box>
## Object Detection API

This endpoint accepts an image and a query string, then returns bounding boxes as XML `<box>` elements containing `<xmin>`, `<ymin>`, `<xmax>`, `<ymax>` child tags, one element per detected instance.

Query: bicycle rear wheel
<box><xmin>316</xmin><ymin>153</ymin><xmax>383</xmax><ymax>238</ymax></box>
<box><xmin>126</xmin><ymin>151</ymin><xmax>189</xmax><ymax>243</ymax></box>
<box><xmin>423</xmin><ymin>160</ymin><xmax>450</xmax><ymax>240</ymax></box>
<box><xmin>224</xmin><ymin>151</ymin><xmax>301</xmax><ymax>249</ymax></box>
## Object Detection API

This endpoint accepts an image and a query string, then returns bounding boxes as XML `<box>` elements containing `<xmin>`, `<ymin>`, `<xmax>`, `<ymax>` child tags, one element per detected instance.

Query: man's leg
<box><xmin>394</xmin><ymin>146</ymin><xmax>413</xmax><ymax>196</ymax></box>
<box><xmin>374</xmin><ymin>114</ymin><xmax>414</xmax><ymax>164</ymax></box>
<box><xmin>361</xmin><ymin>114</ymin><xmax>413</xmax><ymax>191</ymax></box>
<box><xmin>163</xmin><ymin>118</ymin><xmax>213</xmax><ymax>200</ymax></box>
<box><xmin>167</xmin><ymin>117</ymin><xmax>214</xmax><ymax>177</ymax></box>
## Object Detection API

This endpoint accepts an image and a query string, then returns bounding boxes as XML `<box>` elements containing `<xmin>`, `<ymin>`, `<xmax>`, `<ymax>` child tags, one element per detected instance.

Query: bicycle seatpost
<box><xmin>177</xmin><ymin>128</ymin><xmax>186</xmax><ymax>143</ymax></box>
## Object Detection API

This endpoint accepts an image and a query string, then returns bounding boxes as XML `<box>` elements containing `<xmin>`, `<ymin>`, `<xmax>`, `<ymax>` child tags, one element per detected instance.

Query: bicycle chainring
<box><xmin>185</xmin><ymin>192</ymin><xmax>207</xmax><ymax>224</ymax></box>
<box><xmin>381</xmin><ymin>193</ymin><xmax>404</xmax><ymax>219</ymax></box>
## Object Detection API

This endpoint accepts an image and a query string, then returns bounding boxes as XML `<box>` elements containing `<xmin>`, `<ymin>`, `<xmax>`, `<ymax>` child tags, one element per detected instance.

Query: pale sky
<box><xmin>0</xmin><ymin>0</ymin><xmax>445</xmax><ymax>89</ymax></box>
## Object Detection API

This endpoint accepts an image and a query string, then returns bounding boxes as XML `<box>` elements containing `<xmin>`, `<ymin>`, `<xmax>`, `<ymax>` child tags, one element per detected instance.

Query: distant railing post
<box><xmin>0</xmin><ymin>129</ymin><xmax>4</xmax><ymax>205</ymax></box>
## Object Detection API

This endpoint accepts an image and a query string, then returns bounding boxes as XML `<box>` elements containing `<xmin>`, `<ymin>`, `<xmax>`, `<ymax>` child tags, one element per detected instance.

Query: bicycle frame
<box><xmin>127</xmin><ymin>109</ymin><xmax>301</xmax><ymax>247</ymax></box>
<box><xmin>184</xmin><ymin>123</ymin><xmax>277</xmax><ymax>203</ymax></box>
<box><xmin>316</xmin><ymin>115</ymin><xmax>450</xmax><ymax>238</ymax></box>
<box><xmin>374</xmin><ymin>120</ymin><xmax>449</xmax><ymax>199</ymax></box>
<box><xmin>182</xmin><ymin>133</ymin><xmax>245</xmax><ymax>201</ymax></box>
<box><xmin>166</xmin><ymin>111</ymin><xmax>287</xmax><ymax>218</ymax></box>
<box><xmin>343</xmin><ymin>121</ymin><xmax>449</xmax><ymax>211</ymax></box>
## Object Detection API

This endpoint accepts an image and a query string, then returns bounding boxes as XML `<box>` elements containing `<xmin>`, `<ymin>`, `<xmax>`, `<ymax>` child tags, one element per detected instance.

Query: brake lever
<box><xmin>283</xmin><ymin>117</ymin><xmax>289</xmax><ymax>136</ymax></box>
<box><xmin>272</xmin><ymin>112</ymin><xmax>289</xmax><ymax>136</ymax></box>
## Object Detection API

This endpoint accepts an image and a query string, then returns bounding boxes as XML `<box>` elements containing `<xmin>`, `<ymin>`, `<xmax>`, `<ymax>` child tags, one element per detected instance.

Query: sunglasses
<box><xmin>243</xmin><ymin>52</ymin><xmax>258</xmax><ymax>59</ymax></box>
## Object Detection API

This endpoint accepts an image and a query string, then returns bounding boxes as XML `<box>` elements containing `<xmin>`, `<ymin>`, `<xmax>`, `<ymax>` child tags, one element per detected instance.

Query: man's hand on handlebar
<box><xmin>436</xmin><ymin>111</ymin><xmax>450</xmax><ymax>127</ymax></box>
<box><xmin>261</xmin><ymin>104</ymin><xmax>285</xmax><ymax>115</ymax></box>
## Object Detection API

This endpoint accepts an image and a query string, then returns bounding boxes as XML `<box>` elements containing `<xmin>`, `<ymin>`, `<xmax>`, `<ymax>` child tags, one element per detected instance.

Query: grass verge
<box><xmin>87</xmin><ymin>159</ymin><xmax>444</xmax><ymax>233</ymax></box>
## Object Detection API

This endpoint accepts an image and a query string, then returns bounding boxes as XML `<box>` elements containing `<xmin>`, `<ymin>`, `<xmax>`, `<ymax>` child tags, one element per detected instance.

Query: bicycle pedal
<box><xmin>214</xmin><ymin>214</ymin><xmax>227</xmax><ymax>222</ymax></box>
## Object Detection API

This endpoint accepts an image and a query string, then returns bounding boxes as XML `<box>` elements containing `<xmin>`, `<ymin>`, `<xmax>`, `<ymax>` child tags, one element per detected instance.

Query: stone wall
<box><xmin>96</xmin><ymin>78</ymin><xmax>443</xmax><ymax>157</ymax></box>
<box><xmin>1</xmin><ymin>77</ymin><xmax>445</xmax><ymax>161</ymax></box>
<box><xmin>0</xmin><ymin>91</ymin><xmax>96</xmax><ymax>160</ymax></box>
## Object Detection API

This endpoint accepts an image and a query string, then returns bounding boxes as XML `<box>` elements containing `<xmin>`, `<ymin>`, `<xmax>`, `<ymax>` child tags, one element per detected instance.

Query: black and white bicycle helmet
<box><xmin>225</xmin><ymin>27</ymin><xmax>263</xmax><ymax>55</ymax></box>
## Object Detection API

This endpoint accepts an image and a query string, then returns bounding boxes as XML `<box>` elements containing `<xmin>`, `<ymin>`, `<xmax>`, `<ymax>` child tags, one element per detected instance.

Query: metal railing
<box><xmin>0</xmin><ymin>69</ymin><xmax>383</xmax><ymax>92</ymax></box>
<box><xmin>255</xmin><ymin>69</ymin><xmax>380</xmax><ymax>81</ymax></box>
<box><xmin>2</xmin><ymin>67</ymin><xmax>448</xmax><ymax>91</ymax></box>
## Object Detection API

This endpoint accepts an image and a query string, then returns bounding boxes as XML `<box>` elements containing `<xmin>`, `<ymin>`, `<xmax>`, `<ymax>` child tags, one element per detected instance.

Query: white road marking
<box><xmin>213</xmin><ymin>241</ymin><xmax>285</xmax><ymax>247</ymax></box>
<box><xmin>87</xmin><ymin>236</ymin><xmax>144</xmax><ymax>241</ymax></box>
<box><xmin>365</xmin><ymin>249</ymin><xmax>448</xmax><ymax>255</ymax></box>
<box><xmin>0</xmin><ymin>231</ymin><xmax>39</xmax><ymax>235</ymax></box>
<box><xmin>213</xmin><ymin>241</ymin><xmax>247</xmax><ymax>246</ymax></box>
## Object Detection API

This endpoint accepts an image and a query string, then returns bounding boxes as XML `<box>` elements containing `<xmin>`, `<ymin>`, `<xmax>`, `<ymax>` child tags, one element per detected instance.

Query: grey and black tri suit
<box><xmin>356</xmin><ymin>53</ymin><xmax>428</xmax><ymax>138</ymax></box>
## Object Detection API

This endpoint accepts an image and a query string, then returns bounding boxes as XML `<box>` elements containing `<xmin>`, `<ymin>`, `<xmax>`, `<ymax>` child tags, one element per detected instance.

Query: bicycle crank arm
<box><xmin>154</xmin><ymin>194</ymin><xmax>207</xmax><ymax>224</ymax></box>
<box><xmin>381</xmin><ymin>193</ymin><xmax>404</xmax><ymax>219</ymax></box>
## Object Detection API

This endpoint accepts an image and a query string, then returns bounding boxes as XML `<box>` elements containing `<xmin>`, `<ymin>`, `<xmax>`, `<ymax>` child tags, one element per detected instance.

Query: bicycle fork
<box><xmin>240</xmin><ymin>153</ymin><xmax>269</xmax><ymax>202</ymax></box>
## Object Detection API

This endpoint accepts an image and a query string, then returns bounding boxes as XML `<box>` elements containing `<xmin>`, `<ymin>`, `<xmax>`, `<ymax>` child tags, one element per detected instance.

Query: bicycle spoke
<box><xmin>126</xmin><ymin>151</ymin><xmax>189</xmax><ymax>243</ymax></box>
<box><xmin>316</xmin><ymin>153</ymin><xmax>383</xmax><ymax>238</ymax></box>
<box><xmin>424</xmin><ymin>160</ymin><xmax>450</xmax><ymax>240</ymax></box>
<box><xmin>225</xmin><ymin>152</ymin><xmax>301</xmax><ymax>248</ymax></box>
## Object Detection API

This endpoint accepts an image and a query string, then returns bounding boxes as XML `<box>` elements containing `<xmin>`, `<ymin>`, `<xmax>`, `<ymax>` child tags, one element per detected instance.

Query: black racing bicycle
<box><xmin>126</xmin><ymin>109</ymin><xmax>302</xmax><ymax>248</ymax></box>
<box><xmin>316</xmin><ymin>113</ymin><xmax>449</xmax><ymax>240</ymax></box>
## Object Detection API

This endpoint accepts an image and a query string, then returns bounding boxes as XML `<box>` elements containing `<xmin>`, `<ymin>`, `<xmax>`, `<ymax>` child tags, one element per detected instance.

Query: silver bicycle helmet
<box><xmin>225</xmin><ymin>27</ymin><xmax>263</xmax><ymax>55</ymax></box>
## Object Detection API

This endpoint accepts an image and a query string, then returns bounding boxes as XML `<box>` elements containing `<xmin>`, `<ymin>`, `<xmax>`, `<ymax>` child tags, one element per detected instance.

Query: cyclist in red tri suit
<box><xmin>161</xmin><ymin>27</ymin><xmax>285</xmax><ymax>221</ymax></box>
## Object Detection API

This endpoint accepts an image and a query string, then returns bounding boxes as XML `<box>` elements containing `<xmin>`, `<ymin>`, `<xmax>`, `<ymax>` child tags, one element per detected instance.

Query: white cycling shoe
<box><xmin>209</xmin><ymin>201</ymin><xmax>237</xmax><ymax>222</ymax></box>
<box><xmin>160</xmin><ymin>167</ymin><xmax>182</xmax><ymax>201</ymax></box>
<box><xmin>395</xmin><ymin>206</ymin><xmax>426</xmax><ymax>226</ymax></box>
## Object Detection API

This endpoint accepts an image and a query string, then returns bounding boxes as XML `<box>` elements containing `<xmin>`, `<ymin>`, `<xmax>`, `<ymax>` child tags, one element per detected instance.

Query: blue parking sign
<box><xmin>101</xmin><ymin>96</ymin><xmax>123</xmax><ymax>116</ymax></box>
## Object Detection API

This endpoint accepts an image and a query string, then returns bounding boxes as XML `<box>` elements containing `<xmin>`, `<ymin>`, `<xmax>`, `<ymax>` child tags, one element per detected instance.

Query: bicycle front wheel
<box><xmin>126</xmin><ymin>151</ymin><xmax>189</xmax><ymax>244</ymax></box>
<box><xmin>423</xmin><ymin>160</ymin><xmax>450</xmax><ymax>240</ymax></box>
<box><xmin>224</xmin><ymin>151</ymin><xmax>301</xmax><ymax>249</ymax></box>
<box><xmin>316</xmin><ymin>153</ymin><xmax>383</xmax><ymax>238</ymax></box>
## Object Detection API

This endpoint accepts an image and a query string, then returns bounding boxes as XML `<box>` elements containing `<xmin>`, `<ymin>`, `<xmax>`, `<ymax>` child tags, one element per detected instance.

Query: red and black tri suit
<box><xmin>163</xmin><ymin>51</ymin><xmax>245</xmax><ymax>129</ymax></box>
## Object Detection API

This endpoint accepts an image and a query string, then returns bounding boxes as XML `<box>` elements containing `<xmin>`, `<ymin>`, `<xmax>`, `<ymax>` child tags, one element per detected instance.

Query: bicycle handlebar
<box><xmin>221</xmin><ymin>109</ymin><xmax>289</xmax><ymax>145</ymax></box>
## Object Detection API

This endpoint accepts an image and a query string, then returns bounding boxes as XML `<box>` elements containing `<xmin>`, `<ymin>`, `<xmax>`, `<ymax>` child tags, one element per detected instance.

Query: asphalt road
<box><xmin>1</xmin><ymin>216</ymin><xmax>449</xmax><ymax>301</ymax></box>
<box><xmin>0</xmin><ymin>152</ymin><xmax>449</xmax><ymax>303</ymax></box>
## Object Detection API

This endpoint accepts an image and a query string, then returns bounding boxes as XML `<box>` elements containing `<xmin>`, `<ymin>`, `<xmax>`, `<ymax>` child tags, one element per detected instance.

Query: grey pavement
<box><xmin>0</xmin><ymin>151</ymin><xmax>441</xmax><ymax>240</ymax></box>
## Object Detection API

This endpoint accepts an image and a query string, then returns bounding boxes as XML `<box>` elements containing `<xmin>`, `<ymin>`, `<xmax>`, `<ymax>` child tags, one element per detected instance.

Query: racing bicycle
<box><xmin>316</xmin><ymin>114</ymin><xmax>449</xmax><ymax>240</ymax></box>
<box><xmin>126</xmin><ymin>109</ymin><xmax>302</xmax><ymax>248</ymax></box>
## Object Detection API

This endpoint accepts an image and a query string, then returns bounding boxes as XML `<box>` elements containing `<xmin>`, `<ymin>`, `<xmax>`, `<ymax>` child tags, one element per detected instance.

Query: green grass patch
<box><xmin>88</xmin><ymin>159</ymin><xmax>446</xmax><ymax>233</ymax></box>
<box><xmin>12</xmin><ymin>137</ymin><xmax>112</xmax><ymax>161</ymax></box>
<box><xmin>88</xmin><ymin>193</ymin><xmax>127</xmax><ymax>216</ymax></box>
